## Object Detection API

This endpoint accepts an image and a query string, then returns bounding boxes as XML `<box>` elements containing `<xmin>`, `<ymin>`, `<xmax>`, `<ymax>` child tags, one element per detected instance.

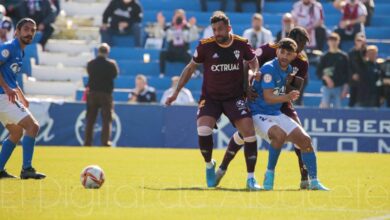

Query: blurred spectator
<box><xmin>128</xmin><ymin>74</ymin><xmax>157</xmax><ymax>103</ymax></box>
<box><xmin>17</xmin><ymin>0</ymin><xmax>57</xmax><ymax>49</ymax></box>
<box><xmin>276</xmin><ymin>13</ymin><xmax>294</xmax><ymax>43</ymax></box>
<box><xmin>356</xmin><ymin>45</ymin><xmax>383</xmax><ymax>107</ymax></box>
<box><xmin>0</xmin><ymin>5</ymin><xmax>13</xmax><ymax>43</ymax></box>
<box><xmin>361</xmin><ymin>0</ymin><xmax>374</xmax><ymax>26</ymax></box>
<box><xmin>0</xmin><ymin>0</ymin><xmax>21</xmax><ymax>23</ymax></box>
<box><xmin>158</xmin><ymin>9</ymin><xmax>199</xmax><ymax>77</ymax></box>
<box><xmin>334</xmin><ymin>0</ymin><xmax>367</xmax><ymax>42</ymax></box>
<box><xmin>382</xmin><ymin>59</ymin><xmax>390</xmax><ymax>107</ymax></box>
<box><xmin>235</xmin><ymin>0</ymin><xmax>263</xmax><ymax>13</ymax></box>
<box><xmin>347</xmin><ymin>32</ymin><xmax>366</xmax><ymax>107</ymax></box>
<box><xmin>200</xmin><ymin>0</ymin><xmax>227</xmax><ymax>12</ymax></box>
<box><xmin>50</xmin><ymin>0</ymin><xmax>60</xmax><ymax>16</ymax></box>
<box><xmin>291</xmin><ymin>0</ymin><xmax>327</xmax><ymax>50</ymax></box>
<box><xmin>203</xmin><ymin>10</ymin><xmax>233</xmax><ymax>39</ymax></box>
<box><xmin>160</xmin><ymin>76</ymin><xmax>195</xmax><ymax>105</ymax></box>
<box><xmin>84</xmin><ymin>43</ymin><xmax>119</xmax><ymax>147</ymax></box>
<box><xmin>242</xmin><ymin>13</ymin><xmax>273</xmax><ymax>49</ymax></box>
<box><xmin>317</xmin><ymin>32</ymin><xmax>349</xmax><ymax>108</ymax></box>
<box><xmin>100</xmin><ymin>0</ymin><xmax>143</xmax><ymax>47</ymax></box>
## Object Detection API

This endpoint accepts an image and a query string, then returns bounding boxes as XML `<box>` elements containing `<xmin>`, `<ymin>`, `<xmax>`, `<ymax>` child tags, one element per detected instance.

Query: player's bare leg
<box><xmin>0</xmin><ymin>124</ymin><xmax>23</xmax><ymax>179</ymax></box>
<box><xmin>235</xmin><ymin>117</ymin><xmax>261</xmax><ymax>190</ymax></box>
<box><xmin>286</xmin><ymin>127</ymin><xmax>329</xmax><ymax>190</ymax></box>
<box><xmin>197</xmin><ymin>116</ymin><xmax>217</xmax><ymax>187</ymax></box>
<box><xmin>263</xmin><ymin>125</ymin><xmax>287</xmax><ymax>190</ymax></box>
<box><xmin>17</xmin><ymin>115</ymin><xmax>45</xmax><ymax>179</ymax></box>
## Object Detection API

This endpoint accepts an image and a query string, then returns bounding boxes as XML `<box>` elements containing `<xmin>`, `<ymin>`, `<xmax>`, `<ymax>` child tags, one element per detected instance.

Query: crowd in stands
<box><xmin>0</xmin><ymin>0</ymin><xmax>388</xmax><ymax>108</ymax></box>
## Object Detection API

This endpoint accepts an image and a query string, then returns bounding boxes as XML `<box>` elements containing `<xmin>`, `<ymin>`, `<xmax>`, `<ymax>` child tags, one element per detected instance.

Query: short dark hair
<box><xmin>98</xmin><ymin>43</ymin><xmax>110</xmax><ymax>55</ymax></box>
<box><xmin>288</xmin><ymin>26</ymin><xmax>309</xmax><ymax>43</ymax></box>
<box><xmin>210</xmin><ymin>13</ymin><xmax>230</xmax><ymax>26</ymax></box>
<box><xmin>277</xmin><ymin>38</ymin><xmax>298</xmax><ymax>52</ymax></box>
<box><xmin>16</xmin><ymin>18</ymin><xmax>36</xmax><ymax>30</ymax></box>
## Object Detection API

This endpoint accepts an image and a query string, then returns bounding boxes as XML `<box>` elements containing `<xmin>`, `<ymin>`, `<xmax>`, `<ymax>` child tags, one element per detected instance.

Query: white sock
<box><xmin>206</xmin><ymin>161</ymin><xmax>214</xmax><ymax>169</ymax></box>
<box><xmin>247</xmin><ymin>172</ymin><xmax>254</xmax><ymax>179</ymax></box>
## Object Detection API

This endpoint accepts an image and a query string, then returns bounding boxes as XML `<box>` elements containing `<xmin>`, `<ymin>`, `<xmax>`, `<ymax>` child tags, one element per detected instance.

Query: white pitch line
<box><xmin>362</xmin><ymin>214</ymin><xmax>390</xmax><ymax>220</ymax></box>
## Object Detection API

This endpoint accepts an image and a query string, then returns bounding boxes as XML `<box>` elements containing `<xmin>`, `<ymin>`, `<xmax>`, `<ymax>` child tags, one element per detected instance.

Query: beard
<box><xmin>216</xmin><ymin>35</ymin><xmax>229</xmax><ymax>44</ymax></box>
<box><xmin>20</xmin><ymin>36</ymin><xmax>33</xmax><ymax>45</ymax></box>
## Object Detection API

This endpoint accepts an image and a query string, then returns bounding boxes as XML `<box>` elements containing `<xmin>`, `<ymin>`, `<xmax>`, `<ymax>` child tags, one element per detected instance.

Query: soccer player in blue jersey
<box><xmin>249</xmin><ymin>38</ymin><xmax>328</xmax><ymax>190</ymax></box>
<box><xmin>0</xmin><ymin>18</ymin><xmax>45</xmax><ymax>179</ymax></box>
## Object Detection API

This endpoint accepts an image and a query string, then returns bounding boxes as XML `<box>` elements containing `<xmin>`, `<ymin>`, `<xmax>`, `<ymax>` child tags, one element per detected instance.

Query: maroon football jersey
<box><xmin>255</xmin><ymin>43</ymin><xmax>309</xmax><ymax>118</ymax></box>
<box><xmin>193</xmin><ymin>35</ymin><xmax>256</xmax><ymax>101</ymax></box>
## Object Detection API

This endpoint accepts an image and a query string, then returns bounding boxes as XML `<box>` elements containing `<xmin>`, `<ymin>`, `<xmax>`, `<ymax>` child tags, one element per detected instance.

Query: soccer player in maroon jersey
<box><xmin>216</xmin><ymin>27</ymin><xmax>312</xmax><ymax>189</ymax></box>
<box><xmin>165</xmin><ymin>13</ymin><xmax>262</xmax><ymax>190</ymax></box>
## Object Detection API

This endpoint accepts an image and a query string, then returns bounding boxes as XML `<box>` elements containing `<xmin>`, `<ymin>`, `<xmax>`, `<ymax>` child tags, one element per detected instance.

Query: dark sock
<box><xmin>244</xmin><ymin>141</ymin><xmax>257</xmax><ymax>173</ymax></box>
<box><xmin>0</xmin><ymin>139</ymin><xmax>16</xmax><ymax>171</ymax></box>
<box><xmin>267</xmin><ymin>145</ymin><xmax>281</xmax><ymax>171</ymax></box>
<box><xmin>219</xmin><ymin>137</ymin><xmax>243</xmax><ymax>171</ymax></box>
<box><xmin>301</xmin><ymin>151</ymin><xmax>317</xmax><ymax>180</ymax></box>
<box><xmin>198</xmin><ymin>135</ymin><xmax>213</xmax><ymax>162</ymax></box>
<box><xmin>294</xmin><ymin>147</ymin><xmax>309</xmax><ymax>181</ymax></box>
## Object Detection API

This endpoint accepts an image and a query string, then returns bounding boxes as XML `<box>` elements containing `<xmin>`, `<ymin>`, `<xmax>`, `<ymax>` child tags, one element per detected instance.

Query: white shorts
<box><xmin>252</xmin><ymin>113</ymin><xmax>300</xmax><ymax>142</ymax></box>
<box><xmin>0</xmin><ymin>94</ymin><xmax>31</xmax><ymax>126</ymax></box>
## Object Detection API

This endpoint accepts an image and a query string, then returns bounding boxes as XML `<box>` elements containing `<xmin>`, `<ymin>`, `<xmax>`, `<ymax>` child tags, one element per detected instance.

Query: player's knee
<box><xmin>233</xmin><ymin>131</ymin><xmax>245</xmax><ymax>145</ymax></box>
<box><xmin>10</xmin><ymin>128</ymin><xmax>23</xmax><ymax>142</ymax></box>
<box><xmin>269</xmin><ymin>128</ymin><xmax>286</xmax><ymax>148</ymax></box>
<box><xmin>300</xmin><ymin>135</ymin><xmax>314</xmax><ymax>152</ymax></box>
<box><xmin>27</xmin><ymin>121</ymin><xmax>40</xmax><ymax>137</ymax></box>
<box><xmin>197</xmin><ymin>126</ymin><xmax>213</xmax><ymax>136</ymax></box>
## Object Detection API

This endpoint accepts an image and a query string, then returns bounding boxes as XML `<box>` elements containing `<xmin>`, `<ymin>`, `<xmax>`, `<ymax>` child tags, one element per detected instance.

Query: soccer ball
<box><xmin>80</xmin><ymin>165</ymin><xmax>105</xmax><ymax>189</ymax></box>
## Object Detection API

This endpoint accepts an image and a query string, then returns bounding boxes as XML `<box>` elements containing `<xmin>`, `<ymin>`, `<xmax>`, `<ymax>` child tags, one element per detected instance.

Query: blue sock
<box><xmin>267</xmin><ymin>146</ymin><xmax>281</xmax><ymax>171</ymax></box>
<box><xmin>301</xmin><ymin>151</ymin><xmax>317</xmax><ymax>180</ymax></box>
<box><xmin>0</xmin><ymin>139</ymin><xmax>17</xmax><ymax>171</ymax></box>
<box><xmin>22</xmin><ymin>136</ymin><xmax>35</xmax><ymax>169</ymax></box>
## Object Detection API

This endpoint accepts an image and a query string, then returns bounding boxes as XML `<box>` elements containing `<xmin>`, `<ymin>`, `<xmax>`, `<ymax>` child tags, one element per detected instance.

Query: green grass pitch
<box><xmin>0</xmin><ymin>147</ymin><xmax>389</xmax><ymax>220</ymax></box>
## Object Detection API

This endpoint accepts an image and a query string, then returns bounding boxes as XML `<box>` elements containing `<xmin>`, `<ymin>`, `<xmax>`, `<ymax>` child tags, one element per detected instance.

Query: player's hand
<box><xmin>254</xmin><ymin>71</ymin><xmax>261</xmax><ymax>81</ymax></box>
<box><xmin>4</xmin><ymin>87</ymin><xmax>17</xmax><ymax>104</ymax></box>
<box><xmin>287</xmin><ymin>90</ymin><xmax>300</xmax><ymax>102</ymax></box>
<box><xmin>246</xmin><ymin>86</ymin><xmax>258</xmax><ymax>101</ymax></box>
<box><xmin>157</xmin><ymin>12</ymin><xmax>165</xmax><ymax>26</ymax></box>
<box><xmin>352</xmin><ymin>73</ymin><xmax>359</xmax><ymax>81</ymax></box>
<box><xmin>20</xmin><ymin>96</ymin><xmax>29</xmax><ymax>108</ymax></box>
<box><xmin>165</xmin><ymin>91</ymin><xmax>179</xmax><ymax>106</ymax></box>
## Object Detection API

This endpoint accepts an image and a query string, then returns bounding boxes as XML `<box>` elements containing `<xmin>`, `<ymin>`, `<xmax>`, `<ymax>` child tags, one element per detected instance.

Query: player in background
<box><xmin>166</xmin><ymin>13</ymin><xmax>262</xmax><ymax>190</ymax></box>
<box><xmin>215</xmin><ymin>27</ymin><xmax>311</xmax><ymax>189</ymax></box>
<box><xmin>0</xmin><ymin>18</ymin><xmax>45</xmax><ymax>179</ymax></box>
<box><xmin>250</xmin><ymin>38</ymin><xmax>328</xmax><ymax>190</ymax></box>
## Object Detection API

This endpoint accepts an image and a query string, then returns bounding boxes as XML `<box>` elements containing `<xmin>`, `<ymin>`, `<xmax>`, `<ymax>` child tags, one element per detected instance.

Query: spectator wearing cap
<box><xmin>317</xmin><ymin>33</ymin><xmax>349</xmax><ymax>108</ymax></box>
<box><xmin>347</xmin><ymin>32</ymin><xmax>366</xmax><ymax>107</ymax></box>
<box><xmin>84</xmin><ymin>43</ymin><xmax>119</xmax><ymax>147</ymax></box>
<box><xmin>100</xmin><ymin>0</ymin><xmax>143</xmax><ymax>47</ymax></box>
<box><xmin>0</xmin><ymin>4</ymin><xmax>13</xmax><ymax>43</ymax></box>
<box><xmin>243</xmin><ymin>13</ymin><xmax>273</xmax><ymax>49</ymax></box>
<box><xmin>160</xmin><ymin>76</ymin><xmax>195</xmax><ymax>105</ymax></box>
<box><xmin>334</xmin><ymin>0</ymin><xmax>367</xmax><ymax>42</ymax></box>
<box><xmin>291</xmin><ymin>0</ymin><xmax>327</xmax><ymax>51</ymax></box>
<box><xmin>17</xmin><ymin>0</ymin><xmax>57</xmax><ymax>49</ymax></box>
<box><xmin>128</xmin><ymin>74</ymin><xmax>157</xmax><ymax>103</ymax></box>
<box><xmin>276</xmin><ymin>13</ymin><xmax>294</xmax><ymax>43</ymax></box>
<box><xmin>356</xmin><ymin>45</ymin><xmax>383</xmax><ymax>107</ymax></box>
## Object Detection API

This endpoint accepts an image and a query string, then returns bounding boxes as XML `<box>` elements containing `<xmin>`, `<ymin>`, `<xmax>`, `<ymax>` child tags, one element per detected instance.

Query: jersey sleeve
<box><xmin>192</xmin><ymin>42</ymin><xmax>205</xmax><ymax>64</ymax></box>
<box><xmin>243</xmin><ymin>41</ymin><xmax>256</xmax><ymax>61</ymax></box>
<box><xmin>0</xmin><ymin>44</ymin><xmax>11</xmax><ymax>64</ymax></box>
<box><xmin>260</xmin><ymin>65</ymin><xmax>275</xmax><ymax>89</ymax></box>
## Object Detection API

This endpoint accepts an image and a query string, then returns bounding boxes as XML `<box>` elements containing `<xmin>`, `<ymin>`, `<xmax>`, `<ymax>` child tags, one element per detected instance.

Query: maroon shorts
<box><xmin>197</xmin><ymin>96</ymin><xmax>252</xmax><ymax>123</ymax></box>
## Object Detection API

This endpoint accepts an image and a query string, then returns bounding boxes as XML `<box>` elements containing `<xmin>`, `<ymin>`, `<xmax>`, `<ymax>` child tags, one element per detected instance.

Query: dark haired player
<box><xmin>249</xmin><ymin>38</ymin><xmax>328</xmax><ymax>190</ymax></box>
<box><xmin>216</xmin><ymin>27</ymin><xmax>312</xmax><ymax>189</ymax></box>
<box><xmin>166</xmin><ymin>13</ymin><xmax>262</xmax><ymax>190</ymax></box>
<box><xmin>0</xmin><ymin>18</ymin><xmax>45</xmax><ymax>179</ymax></box>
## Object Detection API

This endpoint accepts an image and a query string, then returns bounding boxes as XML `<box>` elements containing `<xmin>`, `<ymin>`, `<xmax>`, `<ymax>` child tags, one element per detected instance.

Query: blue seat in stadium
<box><xmin>141</xmin><ymin>0</ymin><xmax>200</xmax><ymax>11</ymax></box>
<box><xmin>365</xmin><ymin>28</ymin><xmax>390</xmax><ymax>40</ymax></box>
<box><xmin>116</xmin><ymin>60</ymin><xmax>159</xmax><ymax>76</ymax></box>
<box><xmin>165</xmin><ymin>62</ymin><xmax>186</xmax><ymax>76</ymax></box>
<box><xmin>305</xmin><ymin>80</ymin><xmax>322</xmax><ymax>93</ymax></box>
<box><xmin>109</xmin><ymin>47</ymin><xmax>160</xmax><ymax>61</ymax></box>
<box><xmin>111</xmin><ymin>35</ymin><xmax>135</xmax><ymax>47</ymax></box>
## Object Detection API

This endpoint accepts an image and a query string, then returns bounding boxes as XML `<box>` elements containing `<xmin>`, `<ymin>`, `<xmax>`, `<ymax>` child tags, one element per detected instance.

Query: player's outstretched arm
<box><xmin>165</xmin><ymin>61</ymin><xmax>198</xmax><ymax>106</ymax></box>
<box><xmin>263</xmin><ymin>89</ymin><xmax>300</xmax><ymax>104</ymax></box>
<box><xmin>0</xmin><ymin>68</ymin><xmax>17</xmax><ymax>103</ymax></box>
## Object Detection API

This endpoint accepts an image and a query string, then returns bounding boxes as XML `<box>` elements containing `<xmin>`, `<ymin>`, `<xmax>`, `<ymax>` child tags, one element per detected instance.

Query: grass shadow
<box><xmin>142</xmin><ymin>186</ymin><xmax>301</xmax><ymax>192</ymax></box>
